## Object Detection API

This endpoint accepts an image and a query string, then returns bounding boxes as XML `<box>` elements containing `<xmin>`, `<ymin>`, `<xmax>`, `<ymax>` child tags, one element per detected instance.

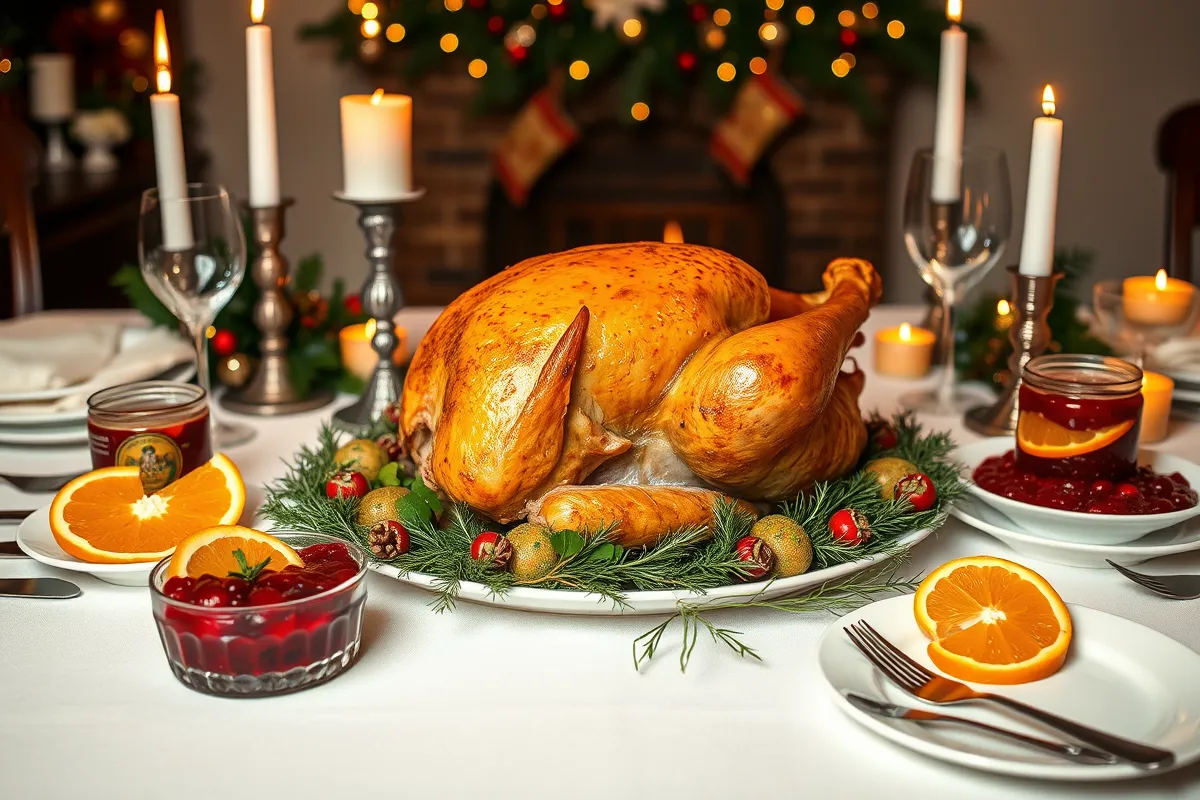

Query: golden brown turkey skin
<box><xmin>400</xmin><ymin>243</ymin><xmax>880</xmax><ymax>523</ymax></box>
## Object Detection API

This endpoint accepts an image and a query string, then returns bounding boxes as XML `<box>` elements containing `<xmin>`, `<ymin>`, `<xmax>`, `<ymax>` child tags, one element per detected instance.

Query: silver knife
<box><xmin>0</xmin><ymin>577</ymin><xmax>81</xmax><ymax>599</ymax></box>
<box><xmin>844</xmin><ymin>693</ymin><xmax>1117</xmax><ymax>766</ymax></box>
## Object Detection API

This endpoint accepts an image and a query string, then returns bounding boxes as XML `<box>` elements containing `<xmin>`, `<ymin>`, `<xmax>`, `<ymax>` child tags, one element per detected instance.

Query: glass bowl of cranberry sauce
<box><xmin>1016</xmin><ymin>354</ymin><xmax>1144</xmax><ymax>481</ymax></box>
<box><xmin>149</xmin><ymin>533</ymin><xmax>367</xmax><ymax>698</ymax></box>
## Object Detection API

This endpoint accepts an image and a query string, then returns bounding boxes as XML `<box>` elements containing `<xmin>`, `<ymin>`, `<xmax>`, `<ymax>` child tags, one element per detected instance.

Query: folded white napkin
<box><xmin>0</xmin><ymin>321</ymin><xmax>123</xmax><ymax>392</ymax></box>
<box><xmin>0</xmin><ymin>327</ymin><xmax>194</xmax><ymax>413</ymax></box>
<box><xmin>1153</xmin><ymin>339</ymin><xmax>1200</xmax><ymax>373</ymax></box>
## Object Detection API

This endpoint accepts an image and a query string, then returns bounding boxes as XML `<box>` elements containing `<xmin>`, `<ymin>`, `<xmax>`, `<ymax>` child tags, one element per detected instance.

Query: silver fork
<box><xmin>845</xmin><ymin>620</ymin><xmax>1175</xmax><ymax>770</ymax></box>
<box><xmin>1106</xmin><ymin>560</ymin><xmax>1200</xmax><ymax>600</ymax></box>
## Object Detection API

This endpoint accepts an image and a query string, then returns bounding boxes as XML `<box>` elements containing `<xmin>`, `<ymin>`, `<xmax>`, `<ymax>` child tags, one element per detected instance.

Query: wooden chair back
<box><xmin>1157</xmin><ymin>103</ymin><xmax>1200</xmax><ymax>283</ymax></box>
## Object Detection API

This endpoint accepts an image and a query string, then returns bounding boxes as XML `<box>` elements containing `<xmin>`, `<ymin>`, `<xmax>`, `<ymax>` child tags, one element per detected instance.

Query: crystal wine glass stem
<box><xmin>936</xmin><ymin>289</ymin><xmax>958</xmax><ymax>410</ymax></box>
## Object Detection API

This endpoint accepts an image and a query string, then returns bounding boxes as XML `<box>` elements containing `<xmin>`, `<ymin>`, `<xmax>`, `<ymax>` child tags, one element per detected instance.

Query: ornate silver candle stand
<box><xmin>964</xmin><ymin>266</ymin><xmax>1063</xmax><ymax>436</ymax></box>
<box><xmin>223</xmin><ymin>201</ymin><xmax>334</xmax><ymax>415</ymax></box>
<box><xmin>331</xmin><ymin>189</ymin><xmax>425</xmax><ymax>434</ymax></box>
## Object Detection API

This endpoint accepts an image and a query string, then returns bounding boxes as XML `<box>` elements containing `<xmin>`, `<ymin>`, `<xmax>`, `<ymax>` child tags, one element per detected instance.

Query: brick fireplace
<box><xmin>389</xmin><ymin>71</ymin><xmax>891</xmax><ymax>306</ymax></box>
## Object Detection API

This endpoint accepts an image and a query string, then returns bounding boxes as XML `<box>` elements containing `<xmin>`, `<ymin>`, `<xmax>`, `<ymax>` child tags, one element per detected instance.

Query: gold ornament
<box><xmin>217</xmin><ymin>353</ymin><xmax>254</xmax><ymax>389</ymax></box>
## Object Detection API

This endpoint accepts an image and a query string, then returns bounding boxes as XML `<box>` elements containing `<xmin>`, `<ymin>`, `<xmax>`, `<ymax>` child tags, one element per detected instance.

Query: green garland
<box><xmin>301</xmin><ymin>0</ymin><xmax>980</xmax><ymax>122</ymax></box>
<box><xmin>262</xmin><ymin>411</ymin><xmax>961</xmax><ymax>668</ymax></box>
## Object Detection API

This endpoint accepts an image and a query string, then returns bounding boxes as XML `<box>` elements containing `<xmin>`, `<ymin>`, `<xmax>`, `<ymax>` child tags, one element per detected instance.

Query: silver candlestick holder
<box><xmin>964</xmin><ymin>266</ymin><xmax>1063</xmax><ymax>436</ymax></box>
<box><xmin>331</xmin><ymin>189</ymin><xmax>425</xmax><ymax>434</ymax></box>
<box><xmin>223</xmin><ymin>201</ymin><xmax>334</xmax><ymax>415</ymax></box>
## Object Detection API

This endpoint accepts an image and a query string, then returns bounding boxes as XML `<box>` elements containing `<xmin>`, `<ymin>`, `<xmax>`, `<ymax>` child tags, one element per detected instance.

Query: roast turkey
<box><xmin>401</xmin><ymin>242</ymin><xmax>882</xmax><ymax>543</ymax></box>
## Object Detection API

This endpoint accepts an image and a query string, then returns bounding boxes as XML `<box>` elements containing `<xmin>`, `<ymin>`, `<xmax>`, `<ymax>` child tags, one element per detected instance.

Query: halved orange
<box><xmin>1016</xmin><ymin>411</ymin><xmax>1134</xmax><ymax>459</ymax></box>
<box><xmin>165</xmin><ymin>525</ymin><xmax>303</xmax><ymax>580</ymax></box>
<box><xmin>914</xmin><ymin>556</ymin><xmax>1072</xmax><ymax>685</ymax></box>
<box><xmin>49</xmin><ymin>453</ymin><xmax>245</xmax><ymax>564</ymax></box>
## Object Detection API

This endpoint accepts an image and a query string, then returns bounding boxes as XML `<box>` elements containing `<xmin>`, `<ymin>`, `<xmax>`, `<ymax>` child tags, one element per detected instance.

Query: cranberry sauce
<box><xmin>974</xmin><ymin>450</ymin><xmax>1198</xmax><ymax>515</ymax></box>
<box><xmin>1016</xmin><ymin>380</ymin><xmax>1143</xmax><ymax>481</ymax></box>
<box><xmin>156</xmin><ymin>543</ymin><xmax>364</xmax><ymax>678</ymax></box>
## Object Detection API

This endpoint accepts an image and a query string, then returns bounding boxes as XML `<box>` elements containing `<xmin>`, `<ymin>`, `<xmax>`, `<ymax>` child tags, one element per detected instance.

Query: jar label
<box><xmin>115</xmin><ymin>433</ymin><xmax>182</xmax><ymax>492</ymax></box>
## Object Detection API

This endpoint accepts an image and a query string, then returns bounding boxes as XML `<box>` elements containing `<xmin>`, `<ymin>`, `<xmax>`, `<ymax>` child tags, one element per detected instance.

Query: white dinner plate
<box><xmin>950</xmin><ymin>494</ymin><xmax>1200</xmax><ymax>568</ymax></box>
<box><xmin>0</xmin><ymin>361</ymin><xmax>197</xmax><ymax>427</ymax></box>
<box><xmin>0</xmin><ymin>441</ymin><xmax>92</xmax><ymax>478</ymax></box>
<box><xmin>818</xmin><ymin>594</ymin><xmax>1200</xmax><ymax>781</ymax></box>
<box><xmin>0</xmin><ymin>422</ymin><xmax>89</xmax><ymax>446</ymax></box>
<box><xmin>16</xmin><ymin>504</ymin><xmax>154</xmax><ymax>587</ymax></box>
<box><xmin>370</xmin><ymin>527</ymin><xmax>933</xmax><ymax>615</ymax></box>
<box><xmin>956</xmin><ymin>438</ymin><xmax>1200</xmax><ymax>545</ymax></box>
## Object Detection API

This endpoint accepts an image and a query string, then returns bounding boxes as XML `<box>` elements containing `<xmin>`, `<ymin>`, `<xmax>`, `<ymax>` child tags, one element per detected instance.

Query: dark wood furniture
<box><xmin>1157</xmin><ymin>103</ymin><xmax>1200</xmax><ymax>282</ymax></box>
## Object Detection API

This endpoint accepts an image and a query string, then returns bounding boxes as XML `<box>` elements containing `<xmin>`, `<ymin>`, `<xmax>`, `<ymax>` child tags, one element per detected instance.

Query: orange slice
<box><xmin>1016</xmin><ymin>412</ymin><xmax>1134</xmax><ymax>459</ymax></box>
<box><xmin>49</xmin><ymin>453</ymin><xmax>245</xmax><ymax>564</ymax></box>
<box><xmin>913</xmin><ymin>556</ymin><xmax>1072</xmax><ymax>685</ymax></box>
<box><xmin>166</xmin><ymin>525</ymin><xmax>303</xmax><ymax>580</ymax></box>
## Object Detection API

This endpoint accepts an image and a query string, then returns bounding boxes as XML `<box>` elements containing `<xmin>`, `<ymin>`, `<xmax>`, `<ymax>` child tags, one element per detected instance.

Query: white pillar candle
<box><xmin>246</xmin><ymin>0</ymin><xmax>280</xmax><ymax>207</ymax></box>
<box><xmin>151</xmin><ymin>10</ymin><xmax>194</xmax><ymax>251</ymax></box>
<box><xmin>29</xmin><ymin>53</ymin><xmax>75</xmax><ymax>122</ymax></box>
<box><xmin>340</xmin><ymin>90</ymin><xmax>413</xmax><ymax>200</ymax></box>
<box><xmin>930</xmin><ymin>0</ymin><xmax>966</xmax><ymax>203</ymax></box>
<box><xmin>1017</xmin><ymin>85</ymin><xmax>1063</xmax><ymax>277</ymax></box>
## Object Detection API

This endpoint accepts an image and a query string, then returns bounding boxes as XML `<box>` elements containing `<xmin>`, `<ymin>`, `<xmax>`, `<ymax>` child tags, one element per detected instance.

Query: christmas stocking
<box><xmin>710</xmin><ymin>71</ymin><xmax>805</xmax><ymax>186</ymax></box>
<box><xmin>493</xmin><ymin>89</ymin><xmax>580</xmax><ymax>206</ymax></box>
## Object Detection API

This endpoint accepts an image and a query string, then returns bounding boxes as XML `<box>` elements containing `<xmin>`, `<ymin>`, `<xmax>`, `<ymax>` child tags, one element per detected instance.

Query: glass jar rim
<box><xmin>87</xmin><ymin>380</ymin><xmax>207</xmax><ymax>420</ymax></box>
<box><xmin>1023</xmin><ymin>354</ymin><xmax>1143</xmax><ymax>396</ymax></box>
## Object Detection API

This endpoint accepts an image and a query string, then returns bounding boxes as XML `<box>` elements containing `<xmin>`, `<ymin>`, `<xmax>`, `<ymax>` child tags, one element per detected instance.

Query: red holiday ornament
<box><xmin>690</xmin><ymin>2</ymin><xmax>709</xmax><ymax>22</ymax></box>
<box><xmin>487</xmin><ymin>15</ymin><xmax>505</xmax><ymax>34</ymax></box>
<box><xmin>676</xmin><ymin>51</ymin><xmax>697</xmax><ymax>71</ymax></box>
<box><xmin>829</xmin><ymin>509</ymin><xmax>871</xmax><ymax>546</ymax></box>
<box><xmin>344</xmin><ymin>295</ymin><xmax>362</xmax><ymax>316</ymax></box>
<box><xmin>211</xmin><ymin>329</ymin><xmax>237</xmax><ymax>357</ymax></box>
<box><xmin>548</xmin><ymin>0</ymin><xmax>568</xmax><ymax>20</ymax></box>
<box><xmin>839</xmin><ymin>28</ymin><xmax>858</xmax><ymax>48</ymax></box>
<box><xmin>896</xmin><ymin>473</ymin><xmax>937</xmax><ymax>511</ymax></box>
<box><xmin>508</xmin><ymin>44</ymin><xmax>528</xmax><ymax>63</ymax></box>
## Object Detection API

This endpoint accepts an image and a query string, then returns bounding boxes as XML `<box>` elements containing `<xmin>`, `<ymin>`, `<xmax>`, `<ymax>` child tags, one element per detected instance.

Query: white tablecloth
<box><xmin>2</xmin><ymin>306</ymin><xmax>1198</xmax><ymax>799</ymax></box>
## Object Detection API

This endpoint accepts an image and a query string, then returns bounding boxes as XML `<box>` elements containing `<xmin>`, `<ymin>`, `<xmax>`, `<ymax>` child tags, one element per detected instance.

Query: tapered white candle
<box><xmin>28</xmin><ymin>54</ymin><xmax>74</xmax><ymax>122</ymax></box>
<box><xmin>246</xmin><ymin>0</ymin><xmax>280</xmax><ymax>207</ymax></box>
<box><xmin>340</xmin><ymin>89</ymin><xmax>412</xmax><ymax>200</ymax></box>
<box><xmin>150</xmin><ymin>10</ymin><xmax>194</xmax><ymax>251</ymax></box>
<box><xmin>1018</xmin><ymin>85</ymin><xmax>1063</xmax><ymax>277</ymax></box>
<box><xmin>931</xmin><ymin>0</ymin><xmax>967</xmax><ymax>203</ymax></box>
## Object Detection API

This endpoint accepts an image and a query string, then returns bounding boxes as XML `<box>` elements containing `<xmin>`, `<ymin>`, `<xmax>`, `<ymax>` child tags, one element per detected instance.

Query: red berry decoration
<box><xmin>383</xmin><ymin>400</ymin><xmax>402</xmax><ymax>428</ymax></box>
<box><xmin>376</xmin><ymin>433</ymin><xmax>403</xmax><ymax>462</ymax></box>
<box><xmin>344</xmin><ymin>295</ymin><xmax>362</xmax><ymax>316</ymax></box>
<box><xmin>829</xmin><ymin>509</ymin><xmax>871</xmax><ymax>546</ymax></box>
<box><xmin>470</xmin><ymin>531</ymin><xmax>514</xmax><ymax>569</ymax></box>
<box><xmin>211</xmin><ymin>329</ymin><xmax>237</xmax><ymax>357</ymax></box>
<box><xmin>734</xmin><ymin>535</ymin><xmax>775</xmax><ymax>580</ymax></box>
<box><xmin>326</xmin><ymin>471</ymin><xmax>369</xmax><ymax>499</ymax></box>
<box><xmin>869</xmin><ymin>421</ymin><xmax>898</xmax><ymax>451</ymax></box>
<box><xmin>368</xmin><ymin>520</ymin><xmax>409</xmax><ymax>558</ymax></box>
<box><xmin>896</xmin><ymin>473</ymin><xmax>937</xmax><ymax>512</ymax></box>
<box><xmin>676</xmin><ymin>51</ymin><xmax>697</xmax><ymax>71</ymax></box>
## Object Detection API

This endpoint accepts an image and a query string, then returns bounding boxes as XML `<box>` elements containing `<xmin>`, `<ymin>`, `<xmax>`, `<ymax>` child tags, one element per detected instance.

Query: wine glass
<box><xmin>902</xmin><ymin>146</ymin><xmax>1012</xmax><ymax>414</ymax></box>
<box><xmin>139</xmin><ymin>183</ymin><xmax>255</xmax><ymax>448</ymax></box>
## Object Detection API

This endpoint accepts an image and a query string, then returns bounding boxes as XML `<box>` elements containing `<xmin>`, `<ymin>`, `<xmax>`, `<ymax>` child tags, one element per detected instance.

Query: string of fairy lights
<box><xmin>302</xmin><ymin>0</ymin><xmax>952</xmax><ymax>122</ymax></box>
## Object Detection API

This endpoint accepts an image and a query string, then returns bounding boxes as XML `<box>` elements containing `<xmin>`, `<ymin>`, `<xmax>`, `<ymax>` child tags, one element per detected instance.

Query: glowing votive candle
<box><xmin>339</xmin><ymin>320</ymin><xmax>408</xmax><ymax>381</ymax></box>
<box><xmin>874</xmin><ymin>323</ymin><xmax>936</xmax><ymax>378</ymax></box>
<box><xmin>1122</xmin><ymin>269</ymin><xmax>1195</xmax><ymax>326</ymax></box>
<box><xmin>1140</xmin><ymin>371</ymin><xmax>1174</xmax><ymax>444</ymax></box>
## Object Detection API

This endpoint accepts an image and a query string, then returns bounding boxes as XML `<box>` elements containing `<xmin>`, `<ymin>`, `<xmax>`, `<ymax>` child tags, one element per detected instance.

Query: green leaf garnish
<box><xmin>549</xmin><ymin>529</ymin><xmax>585</xmax><ymax>559</ymax></box>
<box><xmin>378</xmin><ymin>461</ymin><xmax>402</xmax><ymax>487</ymax></box>
<box><xmin>228</xmin><ymin>548</ymin><xmax>272</xmax><ymax>581</ymax></box>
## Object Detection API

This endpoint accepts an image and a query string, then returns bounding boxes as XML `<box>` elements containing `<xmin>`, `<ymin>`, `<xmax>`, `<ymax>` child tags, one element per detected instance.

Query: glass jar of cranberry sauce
<box><xmin>87</xmin><ymin>381</ymin><xmax>213</xmax><ymax>492</ymax></box>
<box><xmin>1016</xmin><ymin>355</ymin><xmax>1143</xmax><ymax>481</ymax></box>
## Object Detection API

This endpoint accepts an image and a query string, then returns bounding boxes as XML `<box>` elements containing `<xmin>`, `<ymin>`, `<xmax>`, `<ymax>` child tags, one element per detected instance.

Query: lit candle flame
<box><xmin>899</xmin><ymin>322</ymin><xmax>913</xmax><ymax>342</ymax></box>
<box><xmin>663</xmin><ymin>220</ymin><xmax>683</xmax><ymax>244</ymax></box>
<box><xmin>1156</xmin><ymin>268</ymin><xmax>1169</xmax><ymax>290</ymax></box>
<box><xmin>997</xmin><ymin>298</ymin><xmax>1011</xmax><ymax>316</ymax></box>
<box><xmin>251</xmin><ymin>0</ymin><xmax>265</xmax><ymax>24</ymax></box>
<box><xmin>946</xmin><ymin>0</ymin><xmax>962</xmax><ymax>23</ymax></box>
<box><xmin>1041</xmin><ymin>84</ymin><xmax>1056</xmax><ymax>117</ymax></box>
<box><xmin>154</xmin><ymin>9</ymin><xmax>172</xmax><ymax>93</ymax></box>
<box><xmin>371</xmin><ymin>88</ymin><xmax>385</xmax><ymax>105</ymax></box>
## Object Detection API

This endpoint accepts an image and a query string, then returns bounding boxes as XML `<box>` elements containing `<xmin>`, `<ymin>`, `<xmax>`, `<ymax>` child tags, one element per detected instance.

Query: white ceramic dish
<box><xmin>0</xmin><ymin>422</ymin><xmax>89</xmax><ymax>446</ymax></box>
<box><xmin>0</xmin><ymin>361</ymin><xmax>196</xmax><ymax>427</ymax></box>
<box><xmin>16</xmin><ymin>504</ymin><xmax>154</xmax><ymax>587</ymax></box>
<box><xmin>818</xmin><ymin>594</ymin><xmax>1200</xmax><ymax>781</ymax></box>
<box><xmin>951</xmin><ymin>494</ymin><xmax>1200</xmax><ymax>568</ymax></box>
<box><xmin>956</xmin><ymin>438</ymin><xmax>1200</xmax><ymax>546</ymax></box>
<box><xmin>370</xmin><ymin>527</ymin><xmax>933</xmax><ymax>615</ymax></box>
<box><xmin>0</xmin><ymin>441</ymin><xmax>92</xmax><ymax>479</ymax></box>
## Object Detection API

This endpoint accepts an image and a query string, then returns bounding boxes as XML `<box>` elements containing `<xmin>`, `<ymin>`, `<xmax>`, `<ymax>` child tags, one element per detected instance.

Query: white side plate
<box><xmin>16</xmin><ymin>504</ymin><xmax>155</xmax><ymax>587</ymax></box>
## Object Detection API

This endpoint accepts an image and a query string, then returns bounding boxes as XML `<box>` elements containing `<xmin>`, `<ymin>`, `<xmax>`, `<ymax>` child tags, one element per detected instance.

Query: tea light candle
<box><xmin>339</xmin><ymin>320</ymin><xmax>408</xmax><ymax>380</ymax></box>
<box><xmin>1122</xmin><ymin>269</ymin><xmax>1196</xmax><ymax>326</ymax></box>
<box><xmin>1140</xmin><ymin>371</ymin><xmax>1174</xmax><ymax>444</ymax></box>
<box><xmin>339</xmin><ymin>89</ymin><xmax>413</xmax><ymax>200</ymax></box>
<box><xmin>874</xmin><ymin>323</ymin><xmax>936</xmax><ymax>378</ymax></box>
